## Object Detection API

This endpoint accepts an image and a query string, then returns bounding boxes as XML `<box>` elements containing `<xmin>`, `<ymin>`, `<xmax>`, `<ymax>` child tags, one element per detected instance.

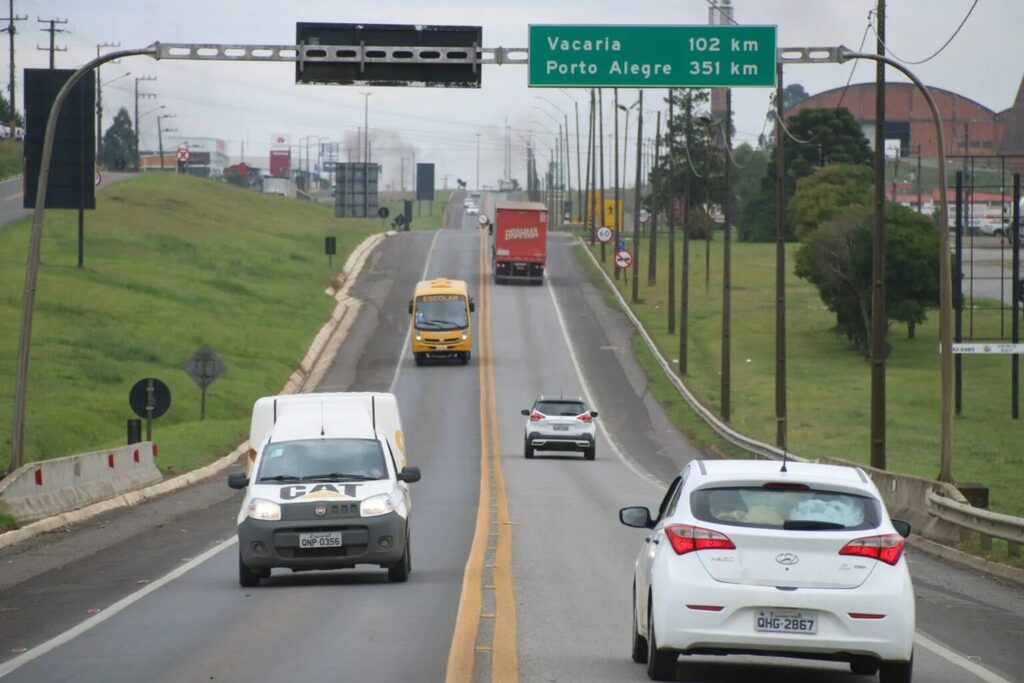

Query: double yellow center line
<box><xmin>445</xmin><ymin>230</ymin><xmax>519</xmax><ymax>682</ymax></box>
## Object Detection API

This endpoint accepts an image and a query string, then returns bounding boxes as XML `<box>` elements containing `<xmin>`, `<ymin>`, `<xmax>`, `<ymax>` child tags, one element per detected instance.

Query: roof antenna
<box><xmin>320</xmin><ymin>401</ymin><xmax>326</xmax><ymax>437</ymax></box>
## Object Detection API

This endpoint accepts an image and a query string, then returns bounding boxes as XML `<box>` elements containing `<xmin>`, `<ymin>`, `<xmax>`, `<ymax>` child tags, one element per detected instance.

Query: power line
<box><xmin>835</xmin><ymin>11</ymin><xmax>874</xmax><ymax>112</ymax></box>
<box><xmin>867</xmin><ymin>0</ymin><xmax>979</xmax><ymax>65</ymax></box>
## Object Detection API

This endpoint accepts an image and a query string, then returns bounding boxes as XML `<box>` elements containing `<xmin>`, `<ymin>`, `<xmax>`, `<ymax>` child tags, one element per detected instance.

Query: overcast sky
<box><xmin>10</xmin><ymin>0</ymin><xmax>1023</xmax><ymax>189</ymax></box>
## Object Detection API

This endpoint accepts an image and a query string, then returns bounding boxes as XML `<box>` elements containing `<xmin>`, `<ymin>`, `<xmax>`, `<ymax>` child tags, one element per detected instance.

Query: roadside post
<box><xmin>129</xmin><ymin>377</ymin><xmax>171</xmax><ymax>442</ymax></box>
<box><xmin>183</xmin><ymin>346</ymin><xmax>227</xmax><ymax>421</ymax></box>
<box><xmin>325</xmin><ymin>236</ymin><xmax>337</xmax><ymax>267</ymax></box>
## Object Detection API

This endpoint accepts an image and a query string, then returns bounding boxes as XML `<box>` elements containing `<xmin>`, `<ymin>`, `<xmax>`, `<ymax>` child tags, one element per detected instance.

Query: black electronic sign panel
<box><xmin>416</xmin><ymin>163</ymin><xmax>435</xmax><ymax>201</ymax></box>
<box><xmin>23</xmin><ymin>69</ymin><xmax>96</xmax><ymax>210</ymax></box>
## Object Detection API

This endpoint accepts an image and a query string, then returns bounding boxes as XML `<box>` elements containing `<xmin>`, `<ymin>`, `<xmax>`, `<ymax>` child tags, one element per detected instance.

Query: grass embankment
<box><xmin>0</xmin><ymin>139</ymin><xmax>22</xmax><ymax>180</ymax></box>
<box><xmin>1</xmin><ymin>173</ymin><xmax>387</xmax><ymax>477</ymax></box>
<box><xmin>577</xmin><ymin>231</ymin><xmax>1023</xmax><ymax>524</ymax></box>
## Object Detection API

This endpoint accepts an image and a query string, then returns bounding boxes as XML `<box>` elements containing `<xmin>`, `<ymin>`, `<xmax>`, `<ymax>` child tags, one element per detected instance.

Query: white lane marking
<box><xmin>553</xmin><ymin>236</ymin><xmax>1011</xmax><ymax>683</ymax></box>
<box><xmin>3</xmin><ymin>192</ymin><xmax>22</xmax><ymax>201</ymax></box>
<box><xmin>914</xmin><ymin>632</ymin><xmax>1013</xmax><ymax>683</ymax></box>
<box><xmin>0</xmin><ymin>536</ymin><xmax>237</xmax><ymax>679</ymax></box>
<box><xmin>544</xmin><ymin>243</ymin><xmax>663</xmax><ymax>492</ymax></box>
<box><xmin>389</xmin><ymin>227</ymin><xmax>444</xmax><ymax>393</ymax></box>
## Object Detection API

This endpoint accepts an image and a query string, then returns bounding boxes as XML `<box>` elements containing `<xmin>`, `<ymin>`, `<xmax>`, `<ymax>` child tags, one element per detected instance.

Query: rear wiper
<box><xmin>784</xmin><ymin>519</ymin><xmax>846</xmax><ymax>530</ymax></box>
<box><xmin>301</xmin><ymin>472</ymin><xmax>378</xmax><ymax>481</ymax></box>
<box><xmin>259</xmin><ymin>474</ymin><xmax>302</xmax><ymax>482</ymax></box>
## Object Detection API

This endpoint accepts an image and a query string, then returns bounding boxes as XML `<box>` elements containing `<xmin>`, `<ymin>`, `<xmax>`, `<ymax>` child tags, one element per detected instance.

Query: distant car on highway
<box><xmin>466</xmin><ymin>205</ymin><xmax>479</xmax><ymax>215</ymax></box>
<box><xmin>521</xmin><ymin>396</ymin><xmax>597</xmax><ymax>460</ymax></box>
<box><xmin>620</xmin><ymin>459</ymin><xmax>915</xmax><ymax>681</ymax></box>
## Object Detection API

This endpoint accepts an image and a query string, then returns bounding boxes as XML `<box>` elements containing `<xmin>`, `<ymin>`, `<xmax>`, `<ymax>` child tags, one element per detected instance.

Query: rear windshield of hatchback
<box><xmin>690</xmin><ymin>486</ymin><xmax>882</xmax><ymax>531</ymax></box>
<box><xmin>536</xmin><ymin>401</ymin><xmax>586</xmax><ymax>416</ymax></box>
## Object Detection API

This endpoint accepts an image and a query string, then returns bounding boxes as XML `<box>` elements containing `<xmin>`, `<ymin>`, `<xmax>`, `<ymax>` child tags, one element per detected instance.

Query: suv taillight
<box><xmin>577</xmin><ymin>413</ymin><xmax>592</xmax><ymax>423</ymax></box>
<box><xmin>529</xmin><ymin>411</ymin><xmax>545</xmax><ymax>421</ymax></box>
<box><xmin>839</xmin><ymin>534</ymin><xmax>905</xmax><ymax>566</ymax></box>
<box><xmin>663</xmin><ymin>524</ymin><xmax>735</xmax><ymax>555</ymax></box>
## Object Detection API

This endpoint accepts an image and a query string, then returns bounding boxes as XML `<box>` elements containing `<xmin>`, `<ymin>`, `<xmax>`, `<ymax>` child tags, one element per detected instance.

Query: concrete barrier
<box><xmin>0</xmin><ymin>442</ymin><xmax>162</xmax><ymax>524</ymax></box>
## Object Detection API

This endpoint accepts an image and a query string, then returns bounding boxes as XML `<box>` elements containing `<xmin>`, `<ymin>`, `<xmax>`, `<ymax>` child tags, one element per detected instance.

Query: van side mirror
<box><xmin>397</xmin><ymin>466</ymin><xmax>421</xmax><ymax>483</ymax></box>
<box><xmin>408</xmin><ymin>300</ymin><xmax>414</xmax><ymax>315</ymax></box>
<box><xmin>227</xmin><ymin>472</ymin><xmax>250</xmax><ymax>489</ymax></box>
<box><xmin>891</xmin><ymin>519</ymin><xmax>911</xmax><ymax>538</ymax></box>
<box><xmin>520</xmin><ymin>409</ymin><xmax>530</xmax><ymax>416</ymax></box>
<box><xmin>469</xmin><ymin>298</ymin><xmax>476</xmax><ymax>313</ymax></box>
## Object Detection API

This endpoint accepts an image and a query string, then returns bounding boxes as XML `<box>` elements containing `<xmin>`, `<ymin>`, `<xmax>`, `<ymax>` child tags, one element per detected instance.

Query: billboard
<box><xmin>269</xmin><ymin>149</ymin><xmax>291</xmax><ymax>178</ymax></box>
<box><xmin>335</xmin><ymin>162</ymin><xmax>379</xmax><ymax>218</ymax></box>
<box><xmin>416</xmin><ymin>163</ymin><xmax>435</xmax><ymax>201</ymax></box>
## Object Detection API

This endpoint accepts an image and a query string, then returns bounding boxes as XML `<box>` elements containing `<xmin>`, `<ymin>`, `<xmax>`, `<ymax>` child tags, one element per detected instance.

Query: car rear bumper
<box><xmin>651</xmin><ymin>561</ymin><xmax>914</xmax><ymax>662</ymax></box>
<box><xmin>238</xmin><ymin>512</ymin><xmax>407</xmax><ymax>571</ymax></box>
<box><xmin>528</xmin><ymin>432</ymin><xmax>594</xmax><ymax>450</ymax></box>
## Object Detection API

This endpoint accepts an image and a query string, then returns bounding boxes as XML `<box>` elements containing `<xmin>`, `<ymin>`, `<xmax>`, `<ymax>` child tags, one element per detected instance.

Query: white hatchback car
<box><xmin>620</xmin><ymin>459</ymin><xmax>914</xmax><ymax>682</ymax></box>
<box><xmin>521</xmin><ymin>396</ymin><xmax>598</xmax><ymax>460</ymax></box>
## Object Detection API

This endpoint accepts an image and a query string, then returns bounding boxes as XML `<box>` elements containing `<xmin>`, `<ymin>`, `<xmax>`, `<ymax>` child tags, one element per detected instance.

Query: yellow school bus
<box><xmin>408</xmin><ymin>278</ymin><xmax>475</xmax><ymax>366</ymax></box>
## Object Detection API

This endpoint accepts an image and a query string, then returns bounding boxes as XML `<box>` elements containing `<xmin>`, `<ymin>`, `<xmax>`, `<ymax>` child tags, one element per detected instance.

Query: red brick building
<box><xmin>785</xmin><ymin>78</ymin><xmax>1024</xmax><ymax>158</ymax></box>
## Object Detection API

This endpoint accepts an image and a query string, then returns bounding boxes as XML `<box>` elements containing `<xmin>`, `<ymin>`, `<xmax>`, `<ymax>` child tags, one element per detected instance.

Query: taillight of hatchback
<box><xmin>577</xmin><ymin>412</ymin><xmax>592</xmax><ymax>423</ymax></box>
<box><xmin>664</xmin><ymin>524</ymin><xmax>736</xmax><ymax>555</ymax></box>
<box><xmin>839</xmin><ymin>534</ymin><xmax>905</xmax><ymax>566</ymax></box>
<box><xmin>529</xmin><ymin>411</ymin><xmax>545</xmax><ymax>421</ymax></box>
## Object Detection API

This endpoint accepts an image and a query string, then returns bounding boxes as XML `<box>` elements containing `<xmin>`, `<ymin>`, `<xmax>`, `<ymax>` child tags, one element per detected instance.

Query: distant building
<box><xmin>785</xmin><ymin>77</ymin><xmax>1024</xmax><ymax>161</ymax></box>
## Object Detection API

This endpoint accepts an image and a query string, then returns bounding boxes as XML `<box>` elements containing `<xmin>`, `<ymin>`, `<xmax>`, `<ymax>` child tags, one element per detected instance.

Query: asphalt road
<box><xmin>0</xmin><ymin>172</ymin><xmax>133</xmax><ymax>228</ymax></box>
<box><xmin>0</xmin><ymin>194</ymin><xmax>1020</xmax><ymax>682</ymax></box>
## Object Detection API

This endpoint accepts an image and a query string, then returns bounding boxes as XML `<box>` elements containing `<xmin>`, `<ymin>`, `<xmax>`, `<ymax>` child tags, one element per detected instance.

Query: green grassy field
<box><xmin>0</xmin><ymin>139</ymin><xmax>22</xmax><ymax>180</ymax></box>
<box><xmin>580</xmin><ymin>231</ymin><xmax>1023</xmax><ymax>521</ymax></box>
<box><xmin>0</xmin><ymin>173</ymin><xmax>387</xmax><ymax>477</ymax></box>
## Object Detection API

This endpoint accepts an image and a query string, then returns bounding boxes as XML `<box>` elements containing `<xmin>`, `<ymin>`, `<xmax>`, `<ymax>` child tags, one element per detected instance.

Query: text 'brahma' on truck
<box><xmin>491</xmin><ymin>200</ymin><xmax>547</xmax><ymax>285</ymax></box>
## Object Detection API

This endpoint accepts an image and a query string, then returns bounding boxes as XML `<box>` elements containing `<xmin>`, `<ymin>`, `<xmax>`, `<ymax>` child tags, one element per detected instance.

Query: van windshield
<box><xmin>414</xmin><ymin>296</ymin><xmax>468</xmax><ymax>331</ymax></box>
<box><xmin>257</xmin><ymin>438</ymin><xmax>387</xmax><ymax>481</ymax></box>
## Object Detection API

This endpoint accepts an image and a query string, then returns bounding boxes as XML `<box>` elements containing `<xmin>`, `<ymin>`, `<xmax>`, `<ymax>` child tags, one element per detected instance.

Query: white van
<box><xmin>229</xmin><ymin>392</ymin><xmax>420</xmax><ymax>586</ymax></box>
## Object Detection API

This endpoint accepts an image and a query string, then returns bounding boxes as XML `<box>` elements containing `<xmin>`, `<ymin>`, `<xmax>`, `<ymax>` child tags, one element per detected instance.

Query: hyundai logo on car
<box><xmin>775</xmin><ymin>552</ymin><xmax>800</xmax><ymax>566</ymax></box>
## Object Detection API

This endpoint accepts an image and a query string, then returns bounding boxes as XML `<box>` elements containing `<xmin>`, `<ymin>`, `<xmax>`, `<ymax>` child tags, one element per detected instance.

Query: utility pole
<box><xmin>704</xmin><ymin>117</ymin><xmax>713</xmax><ymax>289</ymax></box>
<box><xmin>774</xmin><ymin>61</ymin><xmax>788</xmax><ymax>450</ymax></box>
<box><xmin>574</xmin><ymin>98</ymin><xmax>582</xmax><ymax>226</ymax></box>
<box><xmin>680</xmin><ymin>93</ymin><xmax>691</xmax><ymax>375</ymax></box>
<box><xmin>650</xmin><ymin>110</ymin><xmax>661</xmax><ymax>288</ymax></box>
<box><xmin>361</xmin><ymin>91</ymin><xmax>371</xmax><ymax>217</ymax></box>
<box><xmin>720</xmin><ymin>88</ymin><xmax>733</xmax><ymax>422</ymax></box>
<box><xmin>613</xmin><ymin>88</ymin><xmax>621</xmax><ymax>280</ymax></box>
<box><xmin>133</xmin><ymin>75</ymin><xmax>156</xmax><ymax>171</ymax></box>
<box><xmin>598</xmin><ymin>89</ymin><xmax>606</xmax><ymax>262</ymax></box>
<box><xmin>584</xmin><ymin>90</ymin><xmax>594</xmax><ymax>242</ymax></box>
<box><xmin>95</xmin><ymin>42</ymin><xmax>120</xmax><ymax>158</ymax></box>
<box><xmin>632</xmin><ymin>91</ymin><xmax>643</xmax><ymax>303</ymax></box>
<box><xmin>1</xmin><ymin>2</ymin><xmax>27</xmax><ymax>135</ymax></box>
<box><xmin>626</xmin><ymin>90</ymin><xmax>643</xmax><ymax>301</ymax></box>
<box><xmin>36</xmin><ymin>17</ymin><xmax>68</xmax><ymax>69</ymax></box>
<box><xmin>157</xmin><ymin>113</ymin><xmax>175</xmax><ymax>170</ymax></box>
<box><xmin>475</xmin><ymin>133</ymin><xmax>481</xmax><ymax>189</ymax></box>
<box><xmin>870</xmin><ymin>0</ymin><xmax>888</xmax><ymax>471</ymax></box>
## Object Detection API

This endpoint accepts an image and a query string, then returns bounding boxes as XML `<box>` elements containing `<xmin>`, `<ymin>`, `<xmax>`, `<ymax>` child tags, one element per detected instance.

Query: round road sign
<box><xmin>176</xmin><ymin>148</ymin><xmax>191</xmax><ymax>163</ymax></box>
<box><xmin>615</xmin><ymin>249</ymin><xmax>633</xmax><ymax>270</ymax></box>
<box><xmin>639</xmin><ymin>208</ymin><xmax>650</xmax><ymax>224</ymax></box>
<box><xmin>378</xmin><ymin>206</ymin><xmax>390</xmax><ymax>219</ymax></box>
<box><xmin>95</xmin><ymin>170</ymin><xmax>102</xmax><ymax>188</ymax></box>
<box><xmin>478</xmin><ymin>214</ymin><xmax>490</xmax><ymax>226</ymax></box>
<box><xmin>596</xmin><ymin>226</ymin><xmax>612</xmax><ymax>243</ymax></box>
<box><xmin>563</xmin><ymin>210</ymin><xmax>571</xmax><ymax>221</ymax></box>
<box><xmin>129</xmin><ymin>378</ymin><xmax>172</xmax><ymax>420</ymax></box>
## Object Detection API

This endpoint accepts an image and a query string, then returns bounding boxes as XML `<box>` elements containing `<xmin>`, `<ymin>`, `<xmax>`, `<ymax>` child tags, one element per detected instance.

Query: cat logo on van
<box><xmin>279</xmin><ymin>483</ymin><xmax>360</xmax><ymax>500</ymax></box>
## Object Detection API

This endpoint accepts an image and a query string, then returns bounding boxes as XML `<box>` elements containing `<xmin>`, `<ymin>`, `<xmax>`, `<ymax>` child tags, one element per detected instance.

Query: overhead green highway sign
<box><xmin>528</xmin><ymin>25</ymin><xmax>777</xmax><ymax>88</ymax></box>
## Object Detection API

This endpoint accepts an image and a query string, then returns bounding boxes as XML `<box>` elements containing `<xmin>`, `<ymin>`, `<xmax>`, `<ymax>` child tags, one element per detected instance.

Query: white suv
<box><xmin>620</xmin><ymin>459</ymin><xmax>915</xmax><ymax>682</ymax></box>
<box><xmin>521</xmin><ymin>396</ymin><xmax>598</xmax><ymax>460</ymax></box>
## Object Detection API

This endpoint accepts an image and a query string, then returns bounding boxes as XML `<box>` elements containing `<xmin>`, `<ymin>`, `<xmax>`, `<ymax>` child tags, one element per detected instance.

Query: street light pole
<box><xmin>133</xmin><ymin>75</ymin><xmax>156</xmax><ymax>171</ymax></box>
<box><xmin>361</xmin><ymin>91</ymin><xmax>371</xmax><ymax>217</ymax></box>
<box><xmin>95</xmin><ymin>41</ymin><xmax>119</xmax><ymax>158</ymax></box>
<box><xmin>475</xmin><ymin>133</ymin><xmax>481</xmax><ymax>189</ymax></box>
<box><xmin>156</xmin><ymin>112</ymin><xmax>175</xmax><ymax>170</ymax></box>
<box><xmin>780</xmin><ymin>45</ymin><xmax>955</xmax><ymax>482</ymax></box>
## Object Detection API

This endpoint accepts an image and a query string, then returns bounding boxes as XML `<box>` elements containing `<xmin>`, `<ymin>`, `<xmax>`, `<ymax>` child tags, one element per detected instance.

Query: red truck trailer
<box><xmin>491</xmin><ymin>200</ymin><xmax>547</xmax><ymax>285</ymax></box>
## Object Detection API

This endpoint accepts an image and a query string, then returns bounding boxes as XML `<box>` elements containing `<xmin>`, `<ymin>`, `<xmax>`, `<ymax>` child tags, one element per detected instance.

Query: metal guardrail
<box><xmin>577</xmin><ymin>236</ymin><xmax>1024</xmax><ymax>553</ymax></box>
<box><xmin>927</xmin><ymin>491</ymin><xmax>1024</xmax><ymax>547</ymax></box>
